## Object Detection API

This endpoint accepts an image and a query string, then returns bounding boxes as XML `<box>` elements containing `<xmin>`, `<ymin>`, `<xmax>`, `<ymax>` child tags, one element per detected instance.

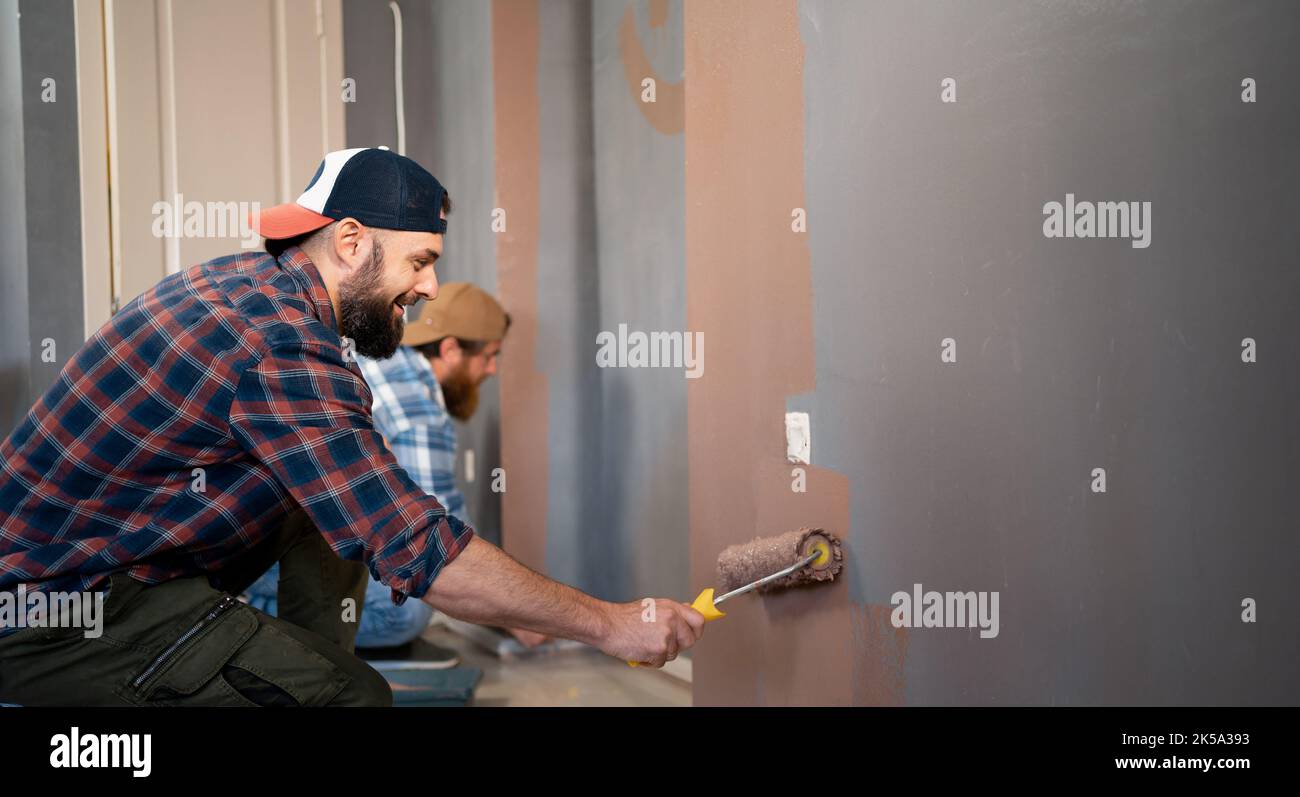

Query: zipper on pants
<box><xmin>132</xmin><ymin>594</ymin><xmax>238</xmax><ymax>691</ymax></box>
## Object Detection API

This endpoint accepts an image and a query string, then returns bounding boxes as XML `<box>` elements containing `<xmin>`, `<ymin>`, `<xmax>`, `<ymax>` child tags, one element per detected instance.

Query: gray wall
<box><xmin>0</xmin><ymin>0</ymin><xmax>83</xmax><ymax>439</ymax></box>
<box><xmin>0</xmin><ymin>0</ymin><xmax>32</xmax><ymax>436</ymax></box>
<box><xmin>797</xmin><ymin>0</ymin><xmax>1299</xmax><ymax>704</ymax></box>
<box><xmin>536</xmin><ymin>0</ymin><xmax>601</xmax><ymax>590</ymax></box>
<box><xmin>585</xmin><ymin>0</ymin><xmax>688</xmax><ymax>600</ymax></box>
<box><xmin>341</xmin><ymin>0</ymin><xmax>690</xmax><ymax>603</ymax></box>
<box><xmin>425</xmin><ymin>0</ymin><xmax>503</xmax><ymax>544</ymax></box>
<box><xmin>331</xmin><ymin>0</ymin><xmax>1299</xmax><ymax>702</ymax></box>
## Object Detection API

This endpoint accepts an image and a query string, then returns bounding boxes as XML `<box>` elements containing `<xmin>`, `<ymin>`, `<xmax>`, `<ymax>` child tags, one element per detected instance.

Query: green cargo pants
<box><xmin>0</xmin><ymin>510</ymin><xmax>392</xmax><ymax>707</ymax></box>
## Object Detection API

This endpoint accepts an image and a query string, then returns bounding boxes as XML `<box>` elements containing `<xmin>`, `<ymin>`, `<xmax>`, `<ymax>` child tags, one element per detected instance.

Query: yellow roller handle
<box><xmin>627</xmin><ymin>588</ymin><xmax>724</xmax><ymax>667</ymax></box>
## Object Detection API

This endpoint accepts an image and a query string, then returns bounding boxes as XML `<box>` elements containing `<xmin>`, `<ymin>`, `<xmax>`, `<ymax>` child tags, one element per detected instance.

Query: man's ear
<box><xmin>332</xmin><ymin>218</ymin><xmax>369</xmax><ymax>270</ymax></box>
<box><xmin>439</xmin><ymin>336</ymin><xmax>461</xmax><ymax>363</ymax></box>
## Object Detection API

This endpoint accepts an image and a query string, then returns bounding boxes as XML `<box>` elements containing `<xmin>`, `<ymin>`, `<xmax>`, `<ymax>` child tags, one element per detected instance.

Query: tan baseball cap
<box><xmin>402</xmin><ymin>282</ymin><xmax>510</xmax><ymax>347</ymax></box>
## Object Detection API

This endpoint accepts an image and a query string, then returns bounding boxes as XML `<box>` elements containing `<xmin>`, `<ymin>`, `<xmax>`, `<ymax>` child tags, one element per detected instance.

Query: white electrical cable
<box><xmin>388</xmin><ymin>1</ymin><xmax>406</xmax><ymax>156</ymax></box>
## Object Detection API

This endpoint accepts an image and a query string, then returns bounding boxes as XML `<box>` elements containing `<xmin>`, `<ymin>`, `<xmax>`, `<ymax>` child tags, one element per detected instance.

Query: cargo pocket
<box><xmin>118</xmin><ymin>595</ymin><xmax>259</xmax><ymax>706</ymax></box>
<box><xmin>220</xmin><ymin>622</ymin><xmax>349</xmax><ymax>707</ymax></box>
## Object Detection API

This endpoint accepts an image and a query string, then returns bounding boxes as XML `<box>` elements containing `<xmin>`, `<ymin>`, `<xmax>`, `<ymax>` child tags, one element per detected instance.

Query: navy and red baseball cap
<box><xmin>255</xmin><ymin>146</ymin><xmax>448</xmax><ymax>239</ymax></box>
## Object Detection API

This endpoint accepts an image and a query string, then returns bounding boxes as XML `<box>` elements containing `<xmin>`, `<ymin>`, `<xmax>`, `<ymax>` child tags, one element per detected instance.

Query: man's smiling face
<box><xmin>338</xmin><ymin>228</ymin><xmax>442</xmax><ymax>359</ymax></box>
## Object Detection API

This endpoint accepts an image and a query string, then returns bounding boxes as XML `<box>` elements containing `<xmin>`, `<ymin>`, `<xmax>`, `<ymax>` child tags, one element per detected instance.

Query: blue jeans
<box><xmin>245</xmin><ymin>563</ymin><xmax>434</xmax><ymax>649</ymax></box>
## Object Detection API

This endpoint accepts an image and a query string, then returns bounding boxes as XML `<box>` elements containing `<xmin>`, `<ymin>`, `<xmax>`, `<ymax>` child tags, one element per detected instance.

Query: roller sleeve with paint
<box><xmin>628</xmin><ymin>527</ymin><xmax>843</xmax><ymax>667</ymax></box>
<box><xmin>716</xmin><ymin>527</ymin><xmax>843</xmax><ymax>595</ymax></box>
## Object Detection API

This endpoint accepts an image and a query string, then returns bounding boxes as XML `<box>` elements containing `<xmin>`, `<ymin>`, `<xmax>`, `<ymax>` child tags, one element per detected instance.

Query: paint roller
<box><xmin>629</xmin><ymin>527</ymin><xmax>842</xmax><ymax>666</ymax></box>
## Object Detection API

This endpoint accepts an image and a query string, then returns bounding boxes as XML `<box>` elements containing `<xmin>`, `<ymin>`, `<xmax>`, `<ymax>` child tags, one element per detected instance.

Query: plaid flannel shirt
<box><xmin>356</xmin><ymin>347</ymin><xmax>468</xmax><ymax>527</ymax></box>
<box><xmin>0</xmin><ymin>247</ymin><xmax>474</xmax><ymax>629</ymax></box>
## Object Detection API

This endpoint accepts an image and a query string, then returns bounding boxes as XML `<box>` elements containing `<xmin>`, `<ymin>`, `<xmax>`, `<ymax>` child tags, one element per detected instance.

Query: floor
<box><xmin>361</xmin><ymin>624</ymin><xmax>692</xmax><ymax>707</ymax></box>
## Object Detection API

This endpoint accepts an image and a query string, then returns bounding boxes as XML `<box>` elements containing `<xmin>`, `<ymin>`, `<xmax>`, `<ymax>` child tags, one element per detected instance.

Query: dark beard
<box><xmin>440</xmin><ymin>364</ymin><xmax>480</xmax><ymax>422</ymax></box>
<box><xmin>338</xmin><ymin>240</ymin><xmax>404</xmax><ymax>359</ymax></box>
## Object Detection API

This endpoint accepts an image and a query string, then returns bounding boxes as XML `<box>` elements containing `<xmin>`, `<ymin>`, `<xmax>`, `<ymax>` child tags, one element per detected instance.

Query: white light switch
<box><xmin>464</xmin><ymin>449</ymin><xmax>476</xmax><ymax>483</ymax></box>
<box><xmin>785</xmin><ymin>412</ymin><xmax>811</xmax><ymax>464</ymax></box>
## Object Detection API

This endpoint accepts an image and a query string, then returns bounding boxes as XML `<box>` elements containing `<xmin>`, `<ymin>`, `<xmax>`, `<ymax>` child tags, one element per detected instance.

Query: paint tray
<box><xmin>378</xmin><ymin>665</ymin><xmax>482</xmax><ymax>707</ymax></box>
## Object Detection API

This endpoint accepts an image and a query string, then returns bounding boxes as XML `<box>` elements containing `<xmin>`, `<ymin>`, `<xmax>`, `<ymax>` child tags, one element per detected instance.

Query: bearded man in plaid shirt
<box><xmin>0</xmin><ymin>148</ymin><xmax>703</xmax><ymax>706</ymax></box>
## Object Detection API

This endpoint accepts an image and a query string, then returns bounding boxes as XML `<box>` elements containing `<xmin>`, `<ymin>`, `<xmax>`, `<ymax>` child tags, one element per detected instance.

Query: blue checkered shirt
<box><xmin>356</xmin><ymin>347</ymin><xmax>468</xmax><ymax>527</ymax></box>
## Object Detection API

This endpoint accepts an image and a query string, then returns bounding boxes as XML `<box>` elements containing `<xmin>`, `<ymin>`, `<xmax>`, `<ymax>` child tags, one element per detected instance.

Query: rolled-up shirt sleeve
<box><xmin>228</xmin><ymin>341</ymin><xmax>474</xmax><ymax>603</ymax></box>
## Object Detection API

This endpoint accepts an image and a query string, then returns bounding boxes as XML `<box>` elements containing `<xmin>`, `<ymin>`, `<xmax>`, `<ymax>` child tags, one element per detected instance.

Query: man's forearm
<box><xmin>420</xmin><ymin>536</ymin><xmax>611</xmax><ymax>646</ymax></box>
